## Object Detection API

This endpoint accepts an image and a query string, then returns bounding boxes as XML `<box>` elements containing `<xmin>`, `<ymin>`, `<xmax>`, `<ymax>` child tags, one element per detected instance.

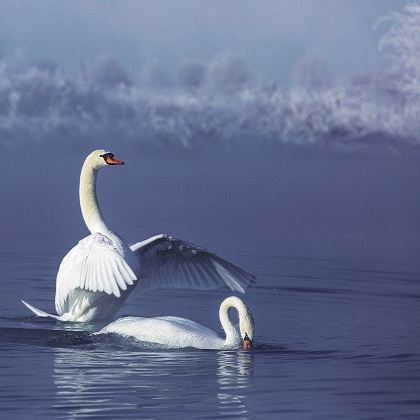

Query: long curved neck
<box><xmin>219</xmin><ymin>297</ymin><xmax>244</xmax><ymax>346</ymax></box>
<box><xmin>79</xmin><ymin>162</ymin><xmax>112</xmax><ymax>237</ymax></box>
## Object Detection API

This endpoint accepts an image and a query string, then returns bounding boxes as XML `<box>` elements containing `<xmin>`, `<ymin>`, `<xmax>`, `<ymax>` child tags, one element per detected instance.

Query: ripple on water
<box><xmin>2</xmin><ymin>251</ymin><xmax>420</xmax><ymax>418</ymax></box>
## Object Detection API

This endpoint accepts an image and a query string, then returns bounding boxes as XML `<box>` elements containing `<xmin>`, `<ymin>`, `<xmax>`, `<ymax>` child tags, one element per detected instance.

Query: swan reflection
<box><xmin>52</xmin><ymin>344</ymin><xmax>254</xmax><ymax>419</ymax></box>
<box><xmin>217</xmin><ymin>350</ymin><xmax>253</xmax><ymax>418</ymax></box>
<box><xmin>53</xmin><ymin>347</ymin><xmax>207</xmax><ymax>418</ymax></box>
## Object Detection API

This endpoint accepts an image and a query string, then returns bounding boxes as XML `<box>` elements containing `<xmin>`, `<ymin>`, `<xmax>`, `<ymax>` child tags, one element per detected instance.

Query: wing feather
<box><xmin>98</xmin><ymin>263</ymin><xmax>110</xmax><ymax>295</ymax></box>
<box><xmin>55</xmin><ymin>233</ymin><xmax>137</xmax><ymax>315</ymax></box>
<box><xmin>130</xmin><ymin>234</ymin><xmax>255</xmax><ymax>293</ymax></box>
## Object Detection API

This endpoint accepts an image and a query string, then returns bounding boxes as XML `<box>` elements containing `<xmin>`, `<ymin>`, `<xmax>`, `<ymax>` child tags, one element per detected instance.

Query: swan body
<box><xmin>22</xmin><ymin>150</ymin><xmax>255</xmax><ymax>322</ymax></box>
<box><xmin>97</xmin><ymin>296</ymin><xmax>255</xmax><ymax>350</ymax></box>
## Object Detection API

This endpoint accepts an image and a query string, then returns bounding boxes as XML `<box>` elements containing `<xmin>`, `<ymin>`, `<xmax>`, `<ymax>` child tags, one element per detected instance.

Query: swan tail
<box><xmin>21</xmin><ymin>300</ymin><xmax>60</xmax><ymax>320</ymax></box>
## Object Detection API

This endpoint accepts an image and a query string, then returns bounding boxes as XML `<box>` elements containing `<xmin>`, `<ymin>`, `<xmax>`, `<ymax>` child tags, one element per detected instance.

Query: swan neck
<box><xmin>219</xmin><ymin>298</ymin><xmax>242</xmax><ymax>346</ymax></box>
<box><xmin>79</xmin><ymin>162</ymin><xmax>111</xmax><ymax>236</ymax></box>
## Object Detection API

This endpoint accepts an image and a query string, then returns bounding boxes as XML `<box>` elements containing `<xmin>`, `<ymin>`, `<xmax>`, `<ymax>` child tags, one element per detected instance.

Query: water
<box><xmin>1</xmin><ymin>240</ymin><xmax>420</xmax><ymax>419</ymax></box>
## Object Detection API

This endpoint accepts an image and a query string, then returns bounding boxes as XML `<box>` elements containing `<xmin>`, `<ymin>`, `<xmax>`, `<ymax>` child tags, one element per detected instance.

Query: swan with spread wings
<box><xmin>22</xmin><ymin>150</ymin><xmax>255</xmax><ymax>322</ymax></box>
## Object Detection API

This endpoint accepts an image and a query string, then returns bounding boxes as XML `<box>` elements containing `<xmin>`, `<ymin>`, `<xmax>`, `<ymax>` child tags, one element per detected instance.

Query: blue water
<box><xmin>1</xmin><ymin>239</ymin><xmax>420</xmax><ymax>419</ymax></box>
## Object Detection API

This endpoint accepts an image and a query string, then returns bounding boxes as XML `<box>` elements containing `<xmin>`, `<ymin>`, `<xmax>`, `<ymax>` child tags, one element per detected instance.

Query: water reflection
<box><xmin>217</xmin><ymin>351</ymin><xmax>253</xmax><ymax>418</ymax></box>
<box><xmin>53</xmin><ymin>347</ymin><xmax>208</xmax><ymax>418</ymax></box>
<box><xmin>53</xmin><ymin>348</ymin><xmax>136</xmax><ymax>418</ymax></box>
<box><xmin>52</xmin><ymin>346</ymin><xmax>255</xmax><ymax>419</ymax></box>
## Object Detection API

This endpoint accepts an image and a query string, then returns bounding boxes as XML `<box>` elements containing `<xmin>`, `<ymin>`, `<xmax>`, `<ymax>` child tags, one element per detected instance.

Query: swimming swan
<box><xmin>97</xmin><ymin>296</ymin><xmax>255</xmax><ymax>350</ymax></box>
<box><xmin>22</xmin><ymin>150</ymin><xmax>255</xmax><ymax>322</ymax></box>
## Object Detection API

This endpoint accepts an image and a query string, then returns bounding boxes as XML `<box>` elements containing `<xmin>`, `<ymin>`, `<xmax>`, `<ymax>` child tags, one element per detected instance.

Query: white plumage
<box><xmin>55</xmin><ymin>233</ymin><xmax>137</xmax><ymax>313</ymax></box>
<box><xmin>22</xmin><ymin>149</ymin><xmax>255</xmax><ymax>322</ymax></box>
<box><xmin>96</xmin><ymin>296</ymin><xmax>255</xmax><ymax>350</ymax></box>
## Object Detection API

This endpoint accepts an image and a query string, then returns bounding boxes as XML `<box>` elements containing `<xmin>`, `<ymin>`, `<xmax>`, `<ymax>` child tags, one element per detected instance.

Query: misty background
<box><xmin>1</xmin><ymin>0</ymin><xmax>419</xmax><ymax>269</ymax></box>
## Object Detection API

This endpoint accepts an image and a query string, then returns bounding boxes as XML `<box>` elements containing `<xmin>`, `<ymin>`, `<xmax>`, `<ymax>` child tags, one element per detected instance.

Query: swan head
<box><xmin>86</xmin><ymin>149</ymin><xmax>124</xmax><ymax>170</ymax></box>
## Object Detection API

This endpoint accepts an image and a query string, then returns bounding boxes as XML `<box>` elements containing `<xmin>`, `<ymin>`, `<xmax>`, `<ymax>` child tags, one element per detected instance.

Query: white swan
<box><xmin>96</xmin><ymin>296</ymin><xmax>255</xmax><ymax>350</ymax></box>
<box><xmin>22</xmin><ymin>150</ymin><xmax>255</xmax><ymax>322</ymax></box>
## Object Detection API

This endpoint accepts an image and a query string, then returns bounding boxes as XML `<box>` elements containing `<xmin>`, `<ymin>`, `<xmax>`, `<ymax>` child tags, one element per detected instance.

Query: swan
<box><xmin>22</xmin><ymin>149</ymin><xmax>255</xmax><ymax>322</ymax></box>
<box><xmin>96</xmin><ymin>296</ymin><xmax>255</xmax><ymax>350</ymax></box>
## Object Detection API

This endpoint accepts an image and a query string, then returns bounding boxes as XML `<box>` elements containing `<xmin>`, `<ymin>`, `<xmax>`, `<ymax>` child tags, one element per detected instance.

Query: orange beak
<box><xmin>243</xmin><ymin>334</ymin><xmax>252</xmax><ymax>350</ymax></box>
<box><xmin>105</xmin><ymin>155</ymin><xmax>124</xmax><ymax>165</ymax></box>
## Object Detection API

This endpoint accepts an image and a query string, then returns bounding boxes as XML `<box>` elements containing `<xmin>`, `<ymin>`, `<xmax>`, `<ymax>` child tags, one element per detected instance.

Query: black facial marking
<box><xmin>100</xmin><ymin>152</ymin><xmax>114</xmax><ymax>163</ymax></box>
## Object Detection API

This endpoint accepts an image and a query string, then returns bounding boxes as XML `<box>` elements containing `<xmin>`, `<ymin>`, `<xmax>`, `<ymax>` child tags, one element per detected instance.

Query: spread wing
<box><xmin>130</xmin><ymin>234</ymin><xmax>255</xmax><ymax>293</ymax></box>
<box><xmin>55</xmin><ymin>233</ymin><xmax>138</xmax><ymax>315</ymax></box>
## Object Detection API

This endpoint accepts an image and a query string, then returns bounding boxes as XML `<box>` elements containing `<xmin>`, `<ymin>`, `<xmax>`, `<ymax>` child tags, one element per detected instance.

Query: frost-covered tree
<box><xmin>376</xmin><ymin>2</ymin><xmax>420</xmax><ymax>96</ymax></box>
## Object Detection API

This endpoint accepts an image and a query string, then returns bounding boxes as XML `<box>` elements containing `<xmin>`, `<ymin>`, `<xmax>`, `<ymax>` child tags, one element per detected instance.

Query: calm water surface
<box><xmin>1</xmin><ymin>240</ymin><xmax>420</xmax><ymax>419</ymax></box>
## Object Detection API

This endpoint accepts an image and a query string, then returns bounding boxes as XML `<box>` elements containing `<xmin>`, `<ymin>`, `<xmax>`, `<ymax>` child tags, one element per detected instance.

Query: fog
<box><xmin>0</xmin><ymin>1</ymin><xmax>404</xmax><ymax>80</ymax></box>
<box><xmin>1</xmin><ymin>1</ymin><xmax>419</xmax><ymax>266</ymax></box>
<box><xmin>1</xmin><ymin>3</ymin><xmax>420</xmax><ymax>149</ymax></box>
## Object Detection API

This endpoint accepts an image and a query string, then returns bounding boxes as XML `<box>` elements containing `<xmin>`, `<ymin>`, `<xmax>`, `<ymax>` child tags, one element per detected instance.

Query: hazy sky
<box><xmin>0</xmin><ymin>0</ymin><xmax>406</xmax><ymax>84</ymax></box>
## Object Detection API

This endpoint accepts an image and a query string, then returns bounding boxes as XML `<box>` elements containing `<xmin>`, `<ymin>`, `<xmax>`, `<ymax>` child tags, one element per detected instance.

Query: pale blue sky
<box><xmin>0</xmin><ymin>0</ymin><xmax>406</xmax><ymax>84</ymax></box>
